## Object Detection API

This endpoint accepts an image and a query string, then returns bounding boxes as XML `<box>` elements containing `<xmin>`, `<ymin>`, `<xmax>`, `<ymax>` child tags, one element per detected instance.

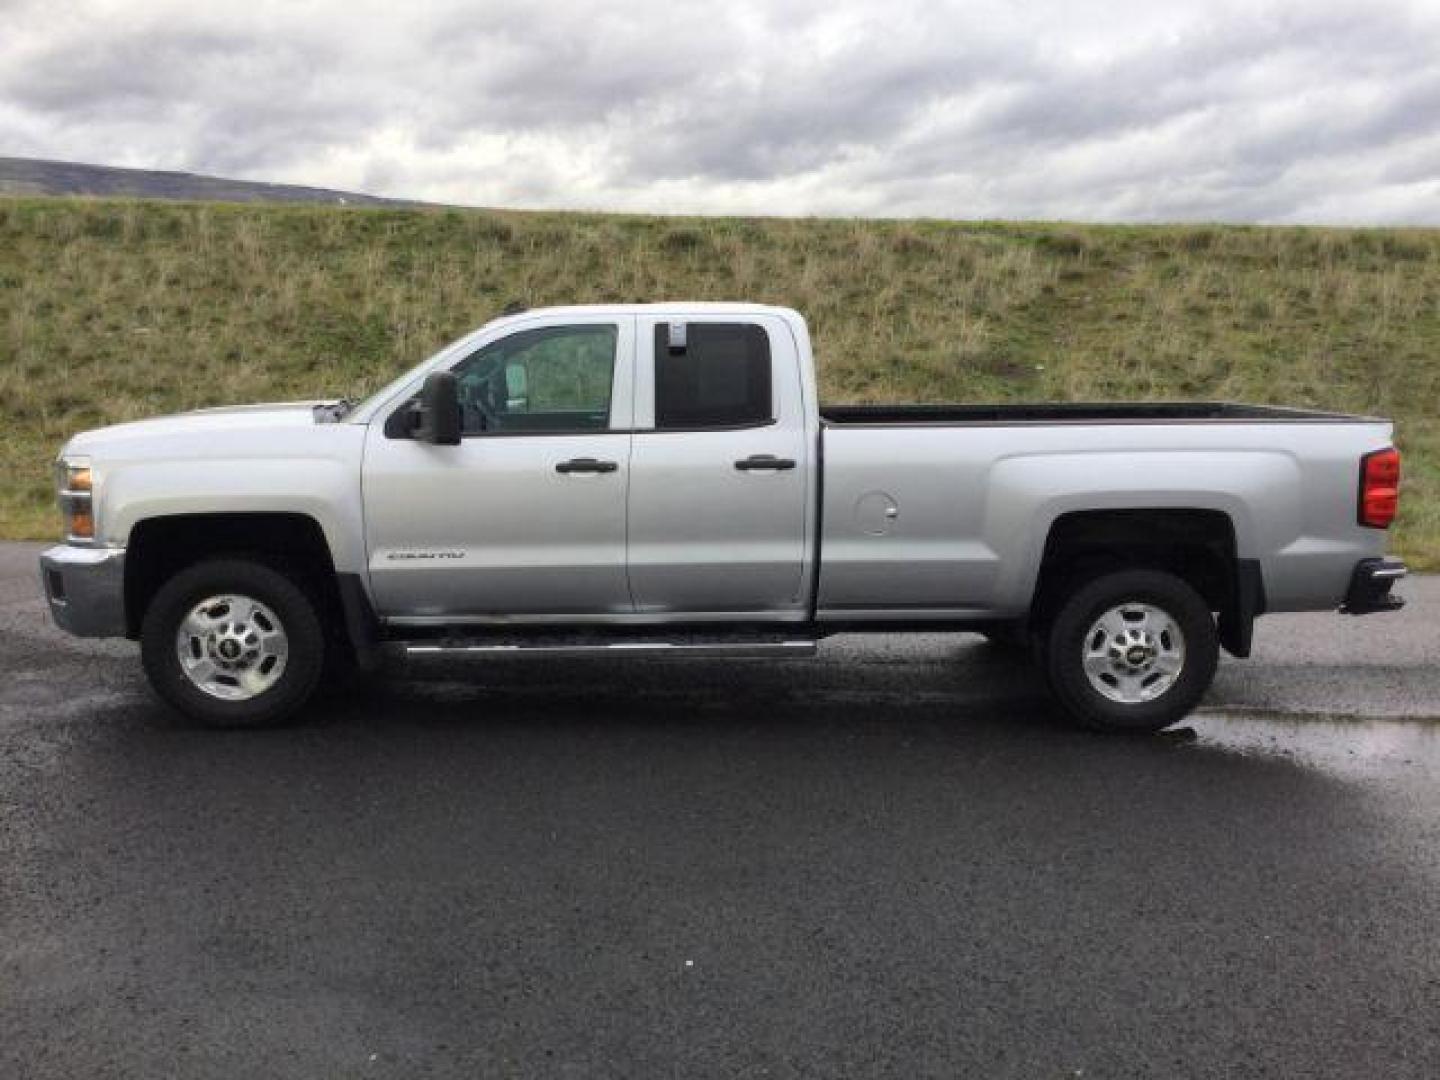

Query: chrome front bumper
<box><xmin>39</xmin><ymin>544</ymin><xmax>127</xmax><ymax>637</ymax></box>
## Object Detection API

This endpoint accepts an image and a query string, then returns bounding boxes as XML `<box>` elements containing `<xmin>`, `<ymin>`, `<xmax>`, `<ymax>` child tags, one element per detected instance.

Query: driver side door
<box><xmin>362</xmin><ymin>315</ymin><xmax>636</xmax><ymax>620</ymax></box>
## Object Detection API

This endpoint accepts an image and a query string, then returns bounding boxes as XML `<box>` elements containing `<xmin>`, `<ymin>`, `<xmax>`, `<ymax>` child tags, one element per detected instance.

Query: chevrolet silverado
<box><xmin>40</xmin><ymin>303</ymin><xmax>1407</xmax><ymax>731</ymax></box>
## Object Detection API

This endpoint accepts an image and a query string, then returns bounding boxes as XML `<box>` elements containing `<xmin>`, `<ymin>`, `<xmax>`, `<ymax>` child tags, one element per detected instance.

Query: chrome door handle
<box><xmin>734</xmin><ymin>454</ymin><xmax>796</xmax><ymax>471</ymax></box>
<box><xmin>555</xmin><ymin>457</ymin><xmax>618</xmax><ymax>474</ymax></box>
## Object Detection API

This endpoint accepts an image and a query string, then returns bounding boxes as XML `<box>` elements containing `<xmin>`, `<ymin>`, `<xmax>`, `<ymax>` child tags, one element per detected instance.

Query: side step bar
<box><xmin>399</xmin><ymin>637</ymin><xmax>819</xmax><ymax>660</ymax></box>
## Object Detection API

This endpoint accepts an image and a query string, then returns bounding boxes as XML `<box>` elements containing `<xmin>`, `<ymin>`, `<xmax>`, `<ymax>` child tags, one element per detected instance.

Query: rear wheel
<box><xmin>1043</xmin><ymin>569</ymin><xmax>1218</xmax><ymax>733</ymax></box>
<box><xmin>140</xmin><ymin>559</ymin><xmax>326</xmax><ymax>728</ymax></box>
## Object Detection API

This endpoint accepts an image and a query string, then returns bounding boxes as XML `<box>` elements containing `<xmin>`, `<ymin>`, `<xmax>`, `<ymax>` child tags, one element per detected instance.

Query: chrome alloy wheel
<box><xmin>174</xmin><ymin>594</ymin><xmax>289</xmax><ymax>701</ymax></box>
<box><xmin>1081</xmin><ymin>602</ymin><xmax>1186</xmax><ymax>704</ymax></box>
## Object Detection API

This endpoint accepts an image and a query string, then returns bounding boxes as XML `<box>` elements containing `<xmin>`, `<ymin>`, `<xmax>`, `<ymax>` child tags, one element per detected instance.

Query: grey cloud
<box><xmin>822</xmin><ymin>2</ymin><xmax>1440</xmax><ymax>222</ymax></box>
<box><xmin>4</xmin><ymin>30</ymin><xmax>241</xmax><ymax>114</ymax></box>
<box><xmin>0</xmin><ymin>0</ymin><xmax>1437</xmax><ymax>223</ymax></box>
<box><xmin>617</xmin><ymin>25</ymin><xmax>1037</xmax><ymax>181</ymax></box>
<box><xmin>1</xmin><ymin>13</ymin><xmax>384</xmax><ymax>175</ymax></box>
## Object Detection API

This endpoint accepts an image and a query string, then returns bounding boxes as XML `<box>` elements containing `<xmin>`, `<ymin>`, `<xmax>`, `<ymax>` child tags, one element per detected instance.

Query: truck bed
<box><xmin>819</xmin><ymin>401</ymin><xmax>1369</xmax><ymax>425</ymax></box>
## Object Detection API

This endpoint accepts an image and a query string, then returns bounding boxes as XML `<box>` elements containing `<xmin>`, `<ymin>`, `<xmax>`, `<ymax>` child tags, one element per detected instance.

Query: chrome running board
<box><xmin>400</xmin><ymin>637</ymin><xmax>819</xmax><ymax>660</ymax></box>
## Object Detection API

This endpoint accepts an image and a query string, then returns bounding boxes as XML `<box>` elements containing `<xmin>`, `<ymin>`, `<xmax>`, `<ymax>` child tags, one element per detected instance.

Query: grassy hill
<box><xmin>1</xmin><ymin>197</ymin><xmax>1435</xmax><ymax>568</ymax></box>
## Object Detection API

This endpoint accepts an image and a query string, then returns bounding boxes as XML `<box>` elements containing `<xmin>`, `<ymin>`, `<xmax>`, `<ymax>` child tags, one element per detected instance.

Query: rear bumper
<box><xmin>39</xmin><ymin>544</ymin><xmax>128</xmax><ymax>637</ymax></box>
<box><xmin>1340</xmin><ymin>557</ymin><xmax>1407</xmax><ymax>615</ymax></box>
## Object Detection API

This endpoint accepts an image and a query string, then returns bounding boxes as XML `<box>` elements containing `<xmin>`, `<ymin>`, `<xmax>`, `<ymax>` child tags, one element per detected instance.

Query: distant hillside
<box><xmin>0</xmin><ymin>197</ymin><xmax>1435</xmax><ymax>567</ymax></box>
<box><xmin>0</xmin><ymin>156</ymin><xmax>414</xmax><ymax>207</ymax></box>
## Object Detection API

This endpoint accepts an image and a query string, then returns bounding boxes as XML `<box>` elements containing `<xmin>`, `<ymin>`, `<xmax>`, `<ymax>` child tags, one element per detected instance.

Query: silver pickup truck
<box><xmin>40</xmin><ymin>303</ymin><xmax>1406</xmax><ymax>732</ymax></box>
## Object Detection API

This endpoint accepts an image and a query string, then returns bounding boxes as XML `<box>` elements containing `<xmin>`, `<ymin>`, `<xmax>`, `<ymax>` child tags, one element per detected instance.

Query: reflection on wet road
<box><xmin>1190</xmin><ymin>711</ymin><xmax>1440</xmax><ymax>780</ymax></box>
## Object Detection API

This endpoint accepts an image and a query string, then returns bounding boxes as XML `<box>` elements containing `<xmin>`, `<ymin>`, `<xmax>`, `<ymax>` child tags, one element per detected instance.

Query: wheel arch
<box><xmin>1030</xmin><ymin>508</ymin><xmax>1264</xmax><ymax>658</ymax></box>
<box><xmin>123</xmin><ymin>512</ymin><xmax>379</xmax><ymax>667</ymax></box>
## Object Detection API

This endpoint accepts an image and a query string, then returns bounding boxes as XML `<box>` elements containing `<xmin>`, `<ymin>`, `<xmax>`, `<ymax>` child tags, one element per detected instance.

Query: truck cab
<box><xmin>360</xmin><ymin>305</ymin><xmax>818</xmax><ymax>623</ymax></box>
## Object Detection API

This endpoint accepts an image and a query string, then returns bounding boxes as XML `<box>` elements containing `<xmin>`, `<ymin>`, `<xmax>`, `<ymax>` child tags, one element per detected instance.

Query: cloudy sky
<box><xmin>2</xmin><ymin>0</ymin><xmax>1439</xmax><ymax>223</ymax></box>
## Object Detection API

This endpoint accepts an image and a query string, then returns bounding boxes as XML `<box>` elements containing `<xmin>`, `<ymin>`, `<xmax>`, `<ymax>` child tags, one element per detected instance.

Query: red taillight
<box><xmin>1359</xmin><ymin>447</ymin><xmax>1401</xmax><ymax>528</ymax></box>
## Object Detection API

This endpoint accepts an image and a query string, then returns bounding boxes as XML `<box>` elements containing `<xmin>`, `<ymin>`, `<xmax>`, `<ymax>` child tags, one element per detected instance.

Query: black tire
<box><xmin>1044</xmin><ymin>569</ymin><xmax>1218</xmax><ymax>733</ymax></box>
<box><xmin>140</xmin><ymin>559</ymin><xmax>327</xmax><ymax>728</ymax></box>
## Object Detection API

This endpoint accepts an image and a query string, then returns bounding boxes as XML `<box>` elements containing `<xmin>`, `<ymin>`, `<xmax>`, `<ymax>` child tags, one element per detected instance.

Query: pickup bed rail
<box><xmin>820</xmin><ymin>402</ymin><xmax>1373</xmax><ymax>425</ymax></box>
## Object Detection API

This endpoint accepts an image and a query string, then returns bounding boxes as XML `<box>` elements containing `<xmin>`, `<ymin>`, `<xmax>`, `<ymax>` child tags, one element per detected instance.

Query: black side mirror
<box><xmin>414</xmin><ymin>371</ymin><xmax>461</xmax><ymax>445</ymax></box>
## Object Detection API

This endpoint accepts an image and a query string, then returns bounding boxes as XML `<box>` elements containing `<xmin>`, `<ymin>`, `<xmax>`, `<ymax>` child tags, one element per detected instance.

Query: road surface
<box><xmin>3</xmin><ymin>542</ymin><xmax>1437</xmax><ymax>1077</ymax></box>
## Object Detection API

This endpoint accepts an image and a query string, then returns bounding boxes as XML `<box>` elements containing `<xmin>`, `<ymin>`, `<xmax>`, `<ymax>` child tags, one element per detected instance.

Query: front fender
<box><xmin>102</xmin><ymin>456</ymin><xmax>367</xmax><ymax>574</ymax></box>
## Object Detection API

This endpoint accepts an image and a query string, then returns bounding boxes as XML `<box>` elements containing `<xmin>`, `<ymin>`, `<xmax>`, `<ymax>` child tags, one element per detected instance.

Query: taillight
<box><xmin>1358</xmin><ymin>447</ymin><xmax>1400</xmax><ymax>528</ymax></box>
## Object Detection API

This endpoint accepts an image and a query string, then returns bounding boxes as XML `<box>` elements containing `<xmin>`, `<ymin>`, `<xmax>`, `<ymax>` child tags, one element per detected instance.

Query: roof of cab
<box><xmin>347</xmin><ymin>302</ymin><xmax>808</xmax><ymax>424</ymax></box>
<box><xmin>489</xmin><ymin>301</ymin><xmax>800</xmax><ymax>324</ymax></box>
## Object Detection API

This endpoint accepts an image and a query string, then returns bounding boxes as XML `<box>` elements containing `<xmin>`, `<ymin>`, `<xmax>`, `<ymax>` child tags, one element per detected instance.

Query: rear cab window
<box><xmin>654</xmin><ymin>323</ymin><xmax>772</xmax><ymax>430</ymax></box>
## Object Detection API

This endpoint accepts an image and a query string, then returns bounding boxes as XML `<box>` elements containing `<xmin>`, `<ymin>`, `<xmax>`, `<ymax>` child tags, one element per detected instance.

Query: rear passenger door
<box><xmin>626</xmin><ymin>315</ymin><xmax>811</xmax><ymax>616</ymax></box>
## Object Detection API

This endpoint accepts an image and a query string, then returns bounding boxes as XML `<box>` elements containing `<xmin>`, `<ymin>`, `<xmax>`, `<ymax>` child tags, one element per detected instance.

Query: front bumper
<box><xmin>1340</xmin><ymin>557</ymin><xmax>1407</xmax><ymax>615</ymax></box>
<box><xmin>39</xmin><ymin>544</ymin><xmax>127</xmax><ymax>637</ymax></box>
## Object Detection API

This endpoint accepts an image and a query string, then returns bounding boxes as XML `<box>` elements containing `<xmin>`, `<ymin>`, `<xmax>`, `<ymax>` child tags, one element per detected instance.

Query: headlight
<box><xmin>56</xmin><ymin>455</ymin><xmax>95</xmax><ymax>542</ymax></box>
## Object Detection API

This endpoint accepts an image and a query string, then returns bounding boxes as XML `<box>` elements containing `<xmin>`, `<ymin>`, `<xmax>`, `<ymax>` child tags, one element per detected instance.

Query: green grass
<box><xmin>2</xmin><ymin>198</ymin><xmax>1436</xmax><ymax>567</ymax></box>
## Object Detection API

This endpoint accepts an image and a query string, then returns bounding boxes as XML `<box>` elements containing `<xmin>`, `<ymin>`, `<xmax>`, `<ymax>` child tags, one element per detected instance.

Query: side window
<box><xmin>451</xmin><ymin>325</ymin><xmax>616</xmax><ymax>434</ymax></box>
<box><xmin>655</xmin><ymin>322</ymin><xmax>772</xmax><ymax>430</ymax></box>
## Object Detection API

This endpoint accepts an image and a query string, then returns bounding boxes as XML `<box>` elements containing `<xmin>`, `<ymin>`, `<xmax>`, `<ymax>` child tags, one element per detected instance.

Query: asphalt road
<box><xmin>3</xmin><ymin>542</ymin><xmax>1438</xmax><ymax>1078</ymax></box>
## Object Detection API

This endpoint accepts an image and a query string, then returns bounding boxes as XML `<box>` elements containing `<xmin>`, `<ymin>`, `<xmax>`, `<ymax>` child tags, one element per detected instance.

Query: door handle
<box><xmin>555</xmin><ymin>457</ymin><xmax>619</xmax><ymax>474</ymax></box>
<box><xmin>734</xmin><ymin>454</ymin><xmax>797</xmax><ymax>471</ymax></box>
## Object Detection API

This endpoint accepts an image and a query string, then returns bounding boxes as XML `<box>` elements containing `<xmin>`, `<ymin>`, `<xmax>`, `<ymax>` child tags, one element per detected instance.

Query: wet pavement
<box><xmin>2</xmin><ymin>542</ymin><xmax>1438</xmax><ymax>1077</ymax></box>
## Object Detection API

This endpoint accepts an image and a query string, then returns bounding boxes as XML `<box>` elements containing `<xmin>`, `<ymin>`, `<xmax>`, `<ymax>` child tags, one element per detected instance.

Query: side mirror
<box><xmin>414</xmin><ymin>371</ymin><xmax>461</xmax><ymax>445</ymax></box>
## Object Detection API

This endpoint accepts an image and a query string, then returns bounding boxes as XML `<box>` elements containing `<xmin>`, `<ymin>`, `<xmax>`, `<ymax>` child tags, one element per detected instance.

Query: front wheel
<box><xmin>140</xmin><ymin>559</ymin><xmax>327</xmax><ymax>728</ymax></box>
<box><xmin>1043</xmin><ymin>569</ymin><xmax>1219</xmax><ymax>733</ymax></box>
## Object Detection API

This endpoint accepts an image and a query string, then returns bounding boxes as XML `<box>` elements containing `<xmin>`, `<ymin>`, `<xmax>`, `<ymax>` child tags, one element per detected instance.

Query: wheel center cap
<box><xmin>218</xmin><ymin>639</ymin><xmax>241</xmax><ymax>660</ymax></box>
<box><xmin>1125</xmin><ymin>644</ymin><xmax>1151</xmax><ymax>666</ymax></box>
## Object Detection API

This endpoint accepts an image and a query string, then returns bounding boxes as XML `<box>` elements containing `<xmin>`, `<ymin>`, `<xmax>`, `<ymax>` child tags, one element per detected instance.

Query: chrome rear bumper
<box><xmin>39</xmin><ymin>544</ymin><xmax>127</xmax><ymax>637</ymax></box>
